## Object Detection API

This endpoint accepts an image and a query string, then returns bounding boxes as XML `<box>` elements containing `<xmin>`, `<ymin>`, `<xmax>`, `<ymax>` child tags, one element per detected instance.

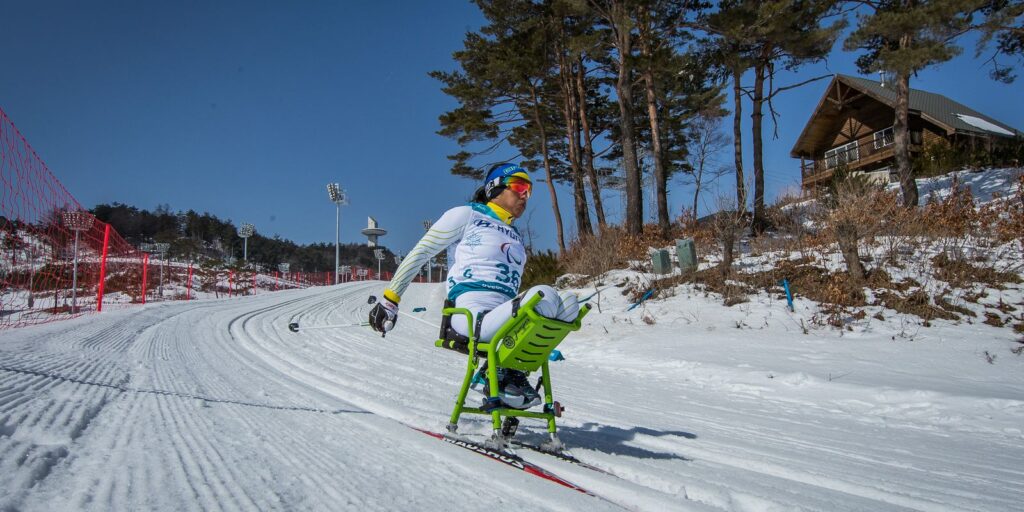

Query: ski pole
<box><xmin>398</xmin><ymin>310</ymin><xmax>440</xmax><ymax>329</ymax></box>
<box><xmin>579</xmin><ymin>285</ymin><xmax>613</xmax><ymax>302</ymax></box>
<box><xmin>287</xmin><ymin>321</ymin><xmax>369</xmax><ymax>333</ymax></box>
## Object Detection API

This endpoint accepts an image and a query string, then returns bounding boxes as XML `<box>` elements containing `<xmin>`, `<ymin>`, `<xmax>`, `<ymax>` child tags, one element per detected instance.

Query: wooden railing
<box><xmin>800</xmin><ymin>129</ymin><xmax>899</xmax><ymax>183</ymax></box>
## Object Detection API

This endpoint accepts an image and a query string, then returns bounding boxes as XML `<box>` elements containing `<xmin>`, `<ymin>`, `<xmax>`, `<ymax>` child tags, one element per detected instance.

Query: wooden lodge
<box><xmin>791</xmin><ymin>74</ymin><xmax>1021</xmax><ymax>192</ymax></box>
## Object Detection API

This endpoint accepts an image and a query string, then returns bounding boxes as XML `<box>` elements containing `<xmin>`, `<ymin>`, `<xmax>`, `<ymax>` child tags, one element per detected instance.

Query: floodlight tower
<box><xmin>61</xmin><ymin>211</ymin><xmax>95</xmax><ymax>313</ymax></box>
<box><xmin>373</xmin><ymin>249</ymin><xmax>385</xmax><ymax>279</ymax></box>
<box><xmin>238</xmin><ymin>223</ymin><xmax>255</xmax><ymax>261</ymax></box>
<box><xmin>327</xmin><ymin>183</ymin><xmax>348</xmax><ymax>285</ymax></box>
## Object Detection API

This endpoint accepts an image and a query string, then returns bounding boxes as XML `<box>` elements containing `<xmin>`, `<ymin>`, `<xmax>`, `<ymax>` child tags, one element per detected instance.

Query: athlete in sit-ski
<box><xmin>368</xmin><ymin>163</ymin><xmax>579</xmax><ymax>410</ymax></box>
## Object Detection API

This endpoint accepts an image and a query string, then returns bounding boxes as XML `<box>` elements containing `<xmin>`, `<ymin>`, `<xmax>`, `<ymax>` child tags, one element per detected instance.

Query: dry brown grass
<box><xmin>562</xmin><ymin>223</ymin><xmax>690</xmax><ymax>279</ymax></box>
<box><xmin>983</xmin><ymin>312</ymin><xmax>1005</xmax><ymax>327</ymax></box>
<box><xmin>874</xmin><ymin>289</ymin><xmax>959</xmax><ymax>323</ymax></box>
<box><xmin>988</xmin><ymin>174</ymin><xmax>1024</xmax><ymax>243</ymax></box>
<box><xmin>932</xmin><ymin>253</ymin><xmax>1022</xmax><ymax>289</ymax></box>
<box><xmin>557</xmin><ymin>171</ymin><xmax>1023</xmax><ymax>324</ymax></box>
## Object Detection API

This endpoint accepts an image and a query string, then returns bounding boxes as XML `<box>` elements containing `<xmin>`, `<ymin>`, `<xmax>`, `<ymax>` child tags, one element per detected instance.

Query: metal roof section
<box><xmin>837</xmin><ymin>74</ymin><xmax>1022</xmax><ymax>137</ymax></box>
<box><xmin>791</xmin><ymin>74</ymin><xmax>1022</xmax><ymax>157</ymax></box>
<box><xmin>954</xmin><ymin>114</ymin><xmax>1015</xmax><ymax>136</ymax></box>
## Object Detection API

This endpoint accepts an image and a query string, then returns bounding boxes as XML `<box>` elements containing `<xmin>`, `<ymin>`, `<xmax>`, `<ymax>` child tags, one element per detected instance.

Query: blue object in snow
<box><xmin>412</xmin><ymin>307</ymin><xmax>427</xmax><ymax>313</ymax></box>
<box><xmin>627</xmin><ymin>289</ymin><xmax>654</xmax><ymax>311</ymax></box>
<box><xmin>548</xmin><ymin>350</ymin><xmax>564</xmax><ymax>362</ymax></box>
<box><xmin>781</xmin><ymin>279</ymin><xmax>794</xmax><ymax>312</ymax></box>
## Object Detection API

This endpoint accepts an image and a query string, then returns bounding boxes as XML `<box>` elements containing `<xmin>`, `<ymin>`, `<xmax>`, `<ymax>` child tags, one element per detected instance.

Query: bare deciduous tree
<box><xmin>683</xmin><ymin>110</ymin><xmax>731</xmax><ymax>221</ymax></box>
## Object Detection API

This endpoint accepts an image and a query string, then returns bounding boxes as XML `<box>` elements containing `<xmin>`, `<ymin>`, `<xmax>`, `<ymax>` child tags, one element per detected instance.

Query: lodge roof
<box><xmin>790</xmin><ymin>74</ymin><xmax>1022</xmax><ymax>158</ymax></box>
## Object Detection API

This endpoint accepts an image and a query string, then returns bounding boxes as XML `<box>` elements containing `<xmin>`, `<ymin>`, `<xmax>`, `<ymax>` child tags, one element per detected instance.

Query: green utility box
<box><xmin>676</xmin><ymin>238</ymin><xmax>697</xmax><ymax>272</ymax></box>
<box><xmin>651</xmin><ymin>249</ymin><xmax>672</xmax><ymax>274</ymax></box>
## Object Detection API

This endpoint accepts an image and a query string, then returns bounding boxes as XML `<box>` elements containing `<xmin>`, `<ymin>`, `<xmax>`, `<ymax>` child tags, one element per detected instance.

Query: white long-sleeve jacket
<box><xmin>383</xmin><ymin>202</ymin><xmax>526</xmax><ymax>305</ymax></box>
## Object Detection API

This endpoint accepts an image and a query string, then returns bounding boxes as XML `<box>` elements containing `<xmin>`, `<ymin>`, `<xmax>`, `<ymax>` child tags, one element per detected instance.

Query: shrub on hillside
<box><xmin>818</xmin><ymin>172</ymin><xmax>900</xmax><ymax>286</ymax></box>
<box><xmin>561</xmin><ymin>228</ymin><xmax>627</xmax><ymax>278</ymax></box>
<box><xmin>521</xmin><ymin>250</ymin><xmax>562</xmax><ymax>290</ymax></box>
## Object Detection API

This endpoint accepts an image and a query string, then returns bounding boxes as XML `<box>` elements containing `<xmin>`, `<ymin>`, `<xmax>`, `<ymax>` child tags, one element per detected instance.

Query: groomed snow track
<box><xmin>2</xmin><ymin>282</ymin><xmax>1022</xmax><ymax>511</ymax></box>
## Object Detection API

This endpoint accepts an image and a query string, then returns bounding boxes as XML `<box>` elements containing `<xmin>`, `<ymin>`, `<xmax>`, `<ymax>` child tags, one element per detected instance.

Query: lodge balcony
<box><xmin>799</xmin><ymin>130</ymin><xmax>921</xmax><ymax>189</ymax></box>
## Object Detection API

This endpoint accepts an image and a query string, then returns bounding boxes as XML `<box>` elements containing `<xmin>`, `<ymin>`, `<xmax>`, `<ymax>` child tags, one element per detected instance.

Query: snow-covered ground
<box><xmin>2</xmin><ymin>274</ymin><xmax>1021</xmax><ymax>511</ymax></box>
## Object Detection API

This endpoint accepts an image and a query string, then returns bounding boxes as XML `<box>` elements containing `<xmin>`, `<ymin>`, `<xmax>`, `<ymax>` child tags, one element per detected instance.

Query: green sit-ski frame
<box><xmin>435</xmin><ymin>291</ymin><xmax>590</xmax><ymax>449</ymax></box>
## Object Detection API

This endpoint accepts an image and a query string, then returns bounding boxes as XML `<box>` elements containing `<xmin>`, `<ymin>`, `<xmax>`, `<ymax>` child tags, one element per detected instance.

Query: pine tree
<box><xmin>978</xmin><ymin>0</ymin><xmax>1024</xmax><ymax>82</ymax></box>
<box><xmin>695</xmin><ymin>2</ymin><xmax>842</xmax><ymax>231</ymax></box>
<box><xmin>845</xmin><ymin>0</ymin><xmax>986</xmax><ymax>208</ymax></box>
<box><xmin>689</xmin><ymin>2</ymin><xmax>756</xmax><ymax>217</ymax></box>
<box><xmin>589</xmin><ymin>0</ymin><xmax>645</xmax><ymax>234</ymax></box>
<box><xmin>636</xmin><ymin>0</ymin><xmax>696</xmax><ymax>238</ymax></box>
<box><xmin>431</xmin><ymin>0</ymin><xmax>570</xmax><ymax>252</ymax></box>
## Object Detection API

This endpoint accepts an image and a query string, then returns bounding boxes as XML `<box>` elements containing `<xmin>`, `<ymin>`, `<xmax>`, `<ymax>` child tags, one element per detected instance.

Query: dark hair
<box><xmin>470</xmin><ymin>186</ymin><xmax>489</xmax><ymax>204</ymax></box>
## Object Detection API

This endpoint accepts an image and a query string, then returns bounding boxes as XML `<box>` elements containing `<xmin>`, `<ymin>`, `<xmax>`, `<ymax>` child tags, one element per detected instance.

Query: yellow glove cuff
<box><xmin>383</xmin><ymin>289</ymin><xmax>401</xmax><ymax>304</ymax></box>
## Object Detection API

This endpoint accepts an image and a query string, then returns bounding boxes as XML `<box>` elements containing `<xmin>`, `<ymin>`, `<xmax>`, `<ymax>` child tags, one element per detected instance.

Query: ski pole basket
<box><xmin>434</xmin><ymin>290</ymin><xmax>590</xmax><ymax>448</ymax></box>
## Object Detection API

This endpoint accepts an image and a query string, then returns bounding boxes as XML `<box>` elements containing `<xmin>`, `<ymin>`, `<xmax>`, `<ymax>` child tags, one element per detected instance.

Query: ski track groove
<box><xmin>139</xmin><ymin>291</ymin><xmax>362</xmax><ymax>510</ymax></box>
<box><xmin>566</xmin><ymin>371</ymin><xmax>1018</xmax><ymax>511</ymax></box>
<box><xmin>4</xmin><ymin>282</ymin><xmax>1019</xmax><ymax>510</ymax></box>
<box><xmin>223</xmin><ymin>286</ymin><xmax>639</xmax><ymax>511</ymax></box>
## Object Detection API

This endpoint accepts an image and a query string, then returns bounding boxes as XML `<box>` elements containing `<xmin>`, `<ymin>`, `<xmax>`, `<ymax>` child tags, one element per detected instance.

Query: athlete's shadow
<box><xmin>528</xmin><ymin>422</ymin><xmax>696</xmax><ymax>461</ymax></box>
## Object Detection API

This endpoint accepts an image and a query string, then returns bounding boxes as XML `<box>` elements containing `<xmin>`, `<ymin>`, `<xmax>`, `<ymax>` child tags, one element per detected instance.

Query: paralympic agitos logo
<box><xmin>501</xmin><ymin>242</ymin><xmax>522</xmax><ymax>265</ymax></box>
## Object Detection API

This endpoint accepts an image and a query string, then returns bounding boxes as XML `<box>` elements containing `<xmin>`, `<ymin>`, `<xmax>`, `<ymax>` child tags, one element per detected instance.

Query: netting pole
<box><xmin>274</xmin><ymin>271</ymin><xmax>279</xmax><ymax>291</ymax></box>
<box><xmin>96</xmin><ymin>224</ymin><xmax>111</xmax><ymax>312</ymax></box>
<box><xmin>71</xmin><ymin>230</ymin><xmax>80</xmax><ymax>313</ymax></box>
<box><xmin>252</xmin><ymin>273</ymin><xmax>256</xmax><ymax>295</ymax></box>
<box><xmin>229</xmin><ymin>270</ymin><xmax>234</xmax><ymax>297</ymax></box>
<box><xmin>141</xmin><ymin>253</ymin><xmax>149</xmax><ymax>305</ymax></box>
<box><xmin>186</xmin><ymin>263</ymin><xmax>193</xmax><ymax>300</ymax></box>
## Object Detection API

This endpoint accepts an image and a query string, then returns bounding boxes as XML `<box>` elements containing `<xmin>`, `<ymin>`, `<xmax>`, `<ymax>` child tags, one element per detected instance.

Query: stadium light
<box><xmin>374</xmin><ymin>248</ymin><xmax>385</xmax><ymax>280</ymax></box>
<box><xmin>238</xmin><ymin>223</ymin><xmax>255</xmax><ymax>261</ymax></box>
<box><xmin>61</xmin><ymin>210</ymin><xmax>95</xmax><ymax>313</ymax></box>
<box><xmin>327</xmin><ymin>183</ymin><xmax>348</xmax><ymax>285</ymax></box>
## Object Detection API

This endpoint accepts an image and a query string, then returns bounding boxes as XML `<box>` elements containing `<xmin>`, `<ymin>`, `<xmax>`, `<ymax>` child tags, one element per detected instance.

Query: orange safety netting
<box><xmin>2</xmin><ymin>106</ymin><xmax>366</xmax><ymax>330</ymax></box>
<box><xmin>1</xmin><ymin>107</ymin><xmax>149</xmax><ymax>328</ymax></box>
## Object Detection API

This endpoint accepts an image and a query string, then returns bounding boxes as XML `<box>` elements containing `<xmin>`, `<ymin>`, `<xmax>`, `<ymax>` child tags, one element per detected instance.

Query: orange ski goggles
<box><xmin>504</xmin><ymin>176</ymin><xmax>532</xmax><ymax>198</ymax></box>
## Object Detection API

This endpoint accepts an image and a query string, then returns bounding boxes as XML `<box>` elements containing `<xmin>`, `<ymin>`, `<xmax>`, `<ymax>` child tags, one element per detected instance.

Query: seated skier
<box><xmin>368</xmin><ymin>163</ymin><xmax>579</xmax><ymax>410</ymax></box>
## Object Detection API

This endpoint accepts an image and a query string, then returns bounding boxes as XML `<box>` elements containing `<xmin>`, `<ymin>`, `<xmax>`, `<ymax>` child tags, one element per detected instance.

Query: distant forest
<box><xmin>90</xmin><ymin>203</ymin><xmax>399</xmax><ymax>274</ymax></box>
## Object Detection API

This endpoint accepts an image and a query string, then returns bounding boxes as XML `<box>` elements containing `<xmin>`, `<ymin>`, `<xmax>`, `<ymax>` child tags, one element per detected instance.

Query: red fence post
<box><xmin>274</xmin><ymin>271</ymin><xmax>279</xmax><ymax>291</ymax></box>
<box><xmin>141</xmin><ymin>253</ymin><xmax>149</xmax><ymax>305</ymax></box>
<box><xmin>96</xmin><ymin>224</ymin><xmax>111</xmax><ymax>312</ymax></box>
<box><xmin>186</xmin><ymin>263</ymin><xmax>193</xmax><ymax>300</ymax></box>
<box><xmin>229</xmin><ymin>270</ymin><xmax>234</xmax><ymax>297</ymax></box>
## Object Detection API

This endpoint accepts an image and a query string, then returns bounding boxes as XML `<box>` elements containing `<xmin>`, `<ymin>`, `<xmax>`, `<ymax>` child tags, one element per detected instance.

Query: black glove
<box><xmin>368</xmin><ymin>296</ymin><xmax>398</xmax><ymax>336</ymax></box>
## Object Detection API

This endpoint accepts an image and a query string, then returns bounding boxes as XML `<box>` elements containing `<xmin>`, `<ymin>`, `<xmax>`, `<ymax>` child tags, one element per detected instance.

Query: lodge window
<box><xmin>825</xmin><ymin>140</ymin><xmax>859</xmax><ymax>169</ymax></box>
<box><xmin>874</xmin><ymin>127</ymin><xmax>894</xmax><ymax>149</ymax></box>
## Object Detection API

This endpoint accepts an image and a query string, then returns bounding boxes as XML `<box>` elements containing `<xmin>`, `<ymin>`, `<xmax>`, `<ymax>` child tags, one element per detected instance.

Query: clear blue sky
<box><xmin>2</xmin><ymin>1</ymin><xmax>1021</xmax><ymax>256</ymax></box>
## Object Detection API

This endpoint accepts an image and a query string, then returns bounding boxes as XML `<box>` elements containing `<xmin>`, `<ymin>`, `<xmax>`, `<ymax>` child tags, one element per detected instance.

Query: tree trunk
<box><xmin>751</xmin><ymin>58</ymin><xmax>767</xmax><ymax>233</ymax></box>
<box><xmin>529</xmin><ymin>85</ymin><xmax>567</xmax><ymax>254</ymax></box>
<box><xmin>894</xmin><ymin>60</ymin><xmax>919</xmax><ymax>208</ymax></box>
<box><xmin>610</xmin><ymin>1</ymin><xmax>643</xmax><ymax>235</ymax></box>
<box><xmin>639</xmin><ymin>17</ymin><xmax>669</xmax><ymax>238</ymax></box>
<box><xmin>576</xmin><ymin>57</ymin><xmax>606</xmax><ymax>232</ymax></box>
<box><xmin>692</xmin><ymin>164</ymin><xmax>704</xmax><ymax>222</ymax></box>
<box><xmin>836</xmin><ymin>223</ymin><xmax>865</xmax><ymax>284</ymax></box>
<box><xmin>558</xmin><ymin>47</ymin><xmax>593</xmax><ymax>238</ymax></box>
<box><xmin>720</xmin><ymin>222</ymin><xmax>736</xmax><ymax>277</ymax></box>
<box><xmin>732</xmin><ymin>68</ymin><xmax>747</xmax><ymax>215</ymax></box>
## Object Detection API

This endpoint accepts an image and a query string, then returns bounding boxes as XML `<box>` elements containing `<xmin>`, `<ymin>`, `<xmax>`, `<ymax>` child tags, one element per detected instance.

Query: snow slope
<box><xmin>2</xmin><ymin>275</ymin><xmax>1022</xmax><ymax>511</ymax></box>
